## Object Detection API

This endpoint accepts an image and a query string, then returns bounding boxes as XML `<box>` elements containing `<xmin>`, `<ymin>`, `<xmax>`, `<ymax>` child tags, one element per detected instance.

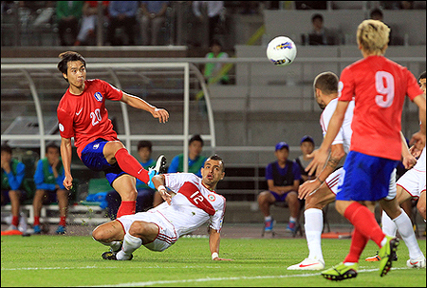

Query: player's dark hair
<box><xmin>57</xmin><ymin>51</ymin><xmax>86</xmax><ymax>82</ymax></box>
<box><xmin>311</xmin><ymin>13</ymin><xmax>323</xmax><ymax>23</ymax></box>
<box><xmin>45</xmin><ymin>142</ymin><xmax>59</xmax><ymax>154</ymax></box>
<box><xmin>419</xmin><ymin>71</ymin><xmax>426</xmax><ymax>80</ymax></box>
<box><xmin>314</xmin><ymin>71</ymin><xmax>339</xmax><ymax>95</ymax></box>
<box><xmin>1</xmin><ymin>144</ymin><xmax>12</xmax><ymax>155</ymax></box>
<box><xmin>370</xmin><ymin>8</ymin><xmax>383</xmax><ymax>19</ymax></box>
<box><xmin>189</xmin><ymin>134</ymin><xmax>204</xmax><ymax>146</ymax></box>
<box><xmin>137</xmin><ymin>140</ymin><xmax>152</xmax><ymax>152</ymax></box>
<box><xmin>207</xmin><ymin>154</ymin><xmax>225</xmax><ymax>172</ymax></box>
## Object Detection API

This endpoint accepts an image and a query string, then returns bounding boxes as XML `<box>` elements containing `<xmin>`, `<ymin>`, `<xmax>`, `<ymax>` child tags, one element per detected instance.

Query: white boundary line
<box><xmin>92</xmin><ymin>267</ymin><xmax>412</xmax><ymax>287</ymax></box>
<box><xmin>2</xmin><ymin>266</ymin><xmax>413</xmax><ymax>286</ymax></box>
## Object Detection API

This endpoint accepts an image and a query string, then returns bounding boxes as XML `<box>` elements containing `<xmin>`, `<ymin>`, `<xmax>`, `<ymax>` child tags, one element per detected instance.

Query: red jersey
<box><xmin>57</xmin><ymin>79</ymin><xmax>123</xmax><ymax>158</ymax></box>
<box><xmin>338</xmin><ymin>56</ymin><xmax>423</xmax><ymax>160</ymax></box>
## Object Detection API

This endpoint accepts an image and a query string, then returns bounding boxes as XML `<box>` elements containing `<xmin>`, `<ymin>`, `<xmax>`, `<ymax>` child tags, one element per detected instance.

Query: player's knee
<box><xmin>92</xmin><ymin>226</ymin><xmax>106</xmax><ymax>241</ymax></box>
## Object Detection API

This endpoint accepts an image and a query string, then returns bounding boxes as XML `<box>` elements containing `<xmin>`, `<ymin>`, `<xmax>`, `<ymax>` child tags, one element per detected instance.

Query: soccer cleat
<box><xmin>33</xmin><ymin>225</ymin><xmax>42</xmax><ymax>234</ymax></box>
<box><xmin>321</xmin><ymin>262</ymin><xmax>358</xmax><ymax>281</ymax></box>
<box><xmin>286</xmin><ymin>221</ymin><xmax>296</xmax><ymax>233</ymax></box>
<box><xmin>264</xmin><ymin>218</ymin><xmax>275</xmax><ymax>232</ymax></box>
<box><xmin>288</xmin><ymin>258</ymin><xmax>325</xmax><ymax>270</ymax></box>
<box><xmin>56</xmin><ymin>225</ymin><xmax>66</xmax><ymax>235</ymax></box>
<box><xmin>378</xmin><ymin>236</ymin><xmax>399</xmax><ymax>277</ymax></box>
<box><xmin>102</xmin><ymin>251</ymin><xmax>117</xmax><ymax>260</ymax></box>
<box><xmin>148</xmin><ymin>155</ymin><xmax>167</xmax><ymax>189</ymax></box>
<box><xmin>365</xmin><ymin>251</ymin><xmax>397</xmax><ymax>262</ymax></box>
<box><xmin>406</xmin><ymin>256</ymin><xmax>426</xmax><ymax>268</ymax></box>
<box><xmin>102</xmin><ymin>250</ymin><xmax>133</xmax><ymax>261</ymax></box>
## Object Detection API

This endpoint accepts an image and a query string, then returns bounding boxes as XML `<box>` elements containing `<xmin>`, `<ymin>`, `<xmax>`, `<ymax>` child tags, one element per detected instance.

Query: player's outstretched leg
<box><xmin>378</xmin><ymin>236</ymin><xmax>399</xmax><ymax>277</ymax></box>
<box><xmin>321</xmin><ymin>262</ymin><xmax>358</xmax><ymax>281</ymax></box>
<box><xmin>148</xmin><ymin>155</ymin><xmax>167</xmax><ymax>189</ymax></box>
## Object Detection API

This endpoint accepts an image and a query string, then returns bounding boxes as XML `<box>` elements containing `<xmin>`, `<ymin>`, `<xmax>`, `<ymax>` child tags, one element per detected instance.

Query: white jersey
<box><xmin>413</xmin><ymin>146</ymin><xmax>426</xmax><ymax>172</ymax></box>
<box><xmin>151</xmin><ymin>173</ymin><xmax>226</xmax><ymax>238</ymax></box>
<box><xmin>320</xmin><ymin>98</ymin><xmax>354</xmax><ymax>154</ymax></box>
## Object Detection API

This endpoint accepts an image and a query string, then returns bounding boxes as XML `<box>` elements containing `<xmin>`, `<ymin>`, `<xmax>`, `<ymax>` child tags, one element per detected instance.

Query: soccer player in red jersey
<box><xmin>306</xmin><ymin>20</ymin><xmax>426</xmax><ymax>280</ymax></box>
<box><xmin>57</xmin><ymin>51</ymin><xmax>169</xmax><ymax>219</ymax></box>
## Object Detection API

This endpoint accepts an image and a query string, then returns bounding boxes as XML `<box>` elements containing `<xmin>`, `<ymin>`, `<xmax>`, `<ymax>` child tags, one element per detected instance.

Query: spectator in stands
<box><xmin>258</xmin><ymin>142</ymin><xmax>302</xmax><ymax>234</ymax></box>
<box><xmin>1</xmin><ymin>144</ymin><xmax>27</xmax><ymax>232</ymax></box>
<box><xmin>32</xmin><ymin>142</ymin><xmax>68</xmax><ymax>234</ymax></box>
<box><xmin>56</xmin><ymin>1</ymin><xmax>84</xmax><ymax>46</ymax></box>
<box><xmin>106</xmin><ymin>140</ymin><xmax>157</xmax><ymax>219</ymax></box>
<box><xmin>203</xmin><ymin>39</ymin><xmax>229</xmax><ymax>85</ymax></box>
<box><xmin>295</xmin><ymin>135</ymin><xmax>316</xmax><ymax>185</ymax></box>
<box><xmin>153</xmin><ymin>134</ymin><xmax>207</xmax><ymax>206</ymax></box>
<box><xmin>74</xmin><ymin>1</ymin><xmax>109</xmax><ymax>46</ymax></box>
<box><xmin>307</xmin><ymin>13</ymin><xmax>331</xmax><ymax>45</ymax></box>
<box><xmin>139</xmin><ymin>1</ymin><xmax>168</xmax><ymax>46</ymax></box>
<box><xmin>370</xmin><ymin>8</ymin><xmax>393</xmax><ymax>44</ymax></box>
<box><xmin>192</xmin><ymin>1</ymin><xmax>224</xmax><ymax>46</ymax></box>
<box><xmin>107</xmin><ymin>1</ymin><xmax>139</xmax><ymax>46</ymax></box>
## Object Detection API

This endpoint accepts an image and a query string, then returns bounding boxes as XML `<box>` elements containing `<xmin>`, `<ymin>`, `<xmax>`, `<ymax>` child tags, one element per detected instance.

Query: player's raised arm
<box><xmin>60</xmin><ymin>137</ymin><xmax>73</xmax><ymax>190</ymax></box>
<box><xmin>306</xmin><ymin>100</ymin><xmax>349</xmax><ymax>176</ymax></box>
<box><xmin>120</xmin><ymin>92</ymin><xmax>169</xmax><ymax>123</ymax></box>
<box><xmin>209</xmin><ymin>228</ymin><xmax>232</xmax><ymax>261</ymax></box>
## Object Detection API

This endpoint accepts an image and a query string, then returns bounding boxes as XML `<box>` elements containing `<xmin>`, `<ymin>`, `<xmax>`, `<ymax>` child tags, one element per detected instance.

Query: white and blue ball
<box><xmin>266</xmin><ymin>36</ymin><xmax>297</xmax><ymax>66</ymax></box>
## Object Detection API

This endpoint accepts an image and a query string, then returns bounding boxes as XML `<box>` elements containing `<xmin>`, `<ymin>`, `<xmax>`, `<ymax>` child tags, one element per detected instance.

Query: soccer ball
<box><xmin>266</xmin><ymin>36</ymin><xmax>297</xmax><ymax>66</ymax></box>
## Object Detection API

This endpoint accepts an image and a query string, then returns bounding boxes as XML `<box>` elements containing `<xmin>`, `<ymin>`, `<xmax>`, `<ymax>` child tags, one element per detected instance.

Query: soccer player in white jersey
<box><xmin>92</xmin><ymin>155</ymin><xmax>232</xmax><ymax>261</ymax></box>
<box><xmin>366</xmin><ymin>71</ymin><xmax>426</xmax><ymax>268</ymax></box>
<box><xmin>288</xmin><ymin>71</ymin><xmax>424</xmax><ymax>271</ymax></box>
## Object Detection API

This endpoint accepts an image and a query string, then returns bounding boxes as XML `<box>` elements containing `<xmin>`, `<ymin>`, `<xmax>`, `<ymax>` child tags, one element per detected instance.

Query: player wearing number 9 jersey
<box><xmin>56</xmin><ymin>51</ymin><xmax>169</xmax><ymax>220</ymax></box>
<box><xmin>306</xmin><ymin>20</ymin><xmax>426</xmax><ymax>281</ymax></box>
<box><xmin>92</xmin><ymin>155</ymin><xmax>232</xmax><ymax>261</ymax></box>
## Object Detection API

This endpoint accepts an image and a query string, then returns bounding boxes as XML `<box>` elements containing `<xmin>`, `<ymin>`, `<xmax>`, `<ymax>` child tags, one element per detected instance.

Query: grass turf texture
<box><xmin>1</xmin><ymin>235</ymin><xmax>426</xmax><ymax>287</ymax></box>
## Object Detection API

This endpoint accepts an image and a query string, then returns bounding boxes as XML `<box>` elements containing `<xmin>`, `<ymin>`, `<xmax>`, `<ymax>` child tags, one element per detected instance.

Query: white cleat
<box><xmin>407</xmin><ymin>257</ymin><xmax>426</xmax><ymax>268</ymax></box>
<box><xmin>287</xmin><ymin>258</ymin><xmax>325</xmax><ymax>270</ymax></box>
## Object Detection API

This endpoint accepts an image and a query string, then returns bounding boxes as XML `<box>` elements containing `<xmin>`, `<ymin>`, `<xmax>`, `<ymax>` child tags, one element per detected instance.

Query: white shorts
<box><xmin>118</xmin><ymin>211</ymin><xmax>178</xmax><ymax>252</ymax></box>
<box><xmin>396</xmin><ymin>168</ymin><xmax>426</xmax><ymax>199</ymax></box>
<box><xmin>325</xmin><ymin>167</ymin><xmax>397</xmax><ymax>200</ymax></box>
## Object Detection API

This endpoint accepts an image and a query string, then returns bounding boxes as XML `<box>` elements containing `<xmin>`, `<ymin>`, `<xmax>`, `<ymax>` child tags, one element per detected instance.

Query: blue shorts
<box><xmin>336</xmin><ymin>151</ymin><xmax>399</xmax><ymax>202</ymax></box>
<box><xmin>270</xmin><ymin>191</ymin><xmax>295</xmax><ymax>202</ymax></box>
<box><xmin>80</xmin><ymin>139</ymin><xmax>126</xmax><ymax>186</ymax></box>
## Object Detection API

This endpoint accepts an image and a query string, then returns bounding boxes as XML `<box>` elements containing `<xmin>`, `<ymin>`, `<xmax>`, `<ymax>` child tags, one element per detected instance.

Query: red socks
<box><xmin>59</xmin><ymin>216</ymin><xmax>66</xmax><ymax>227</ymax></box>
<box><xmin>117</xmin><ymin>201</ymin><xmax>136</xmax><ymax>218</ymax></box>
<box><xmin>344</xmin><ymin>202</ymin><xmax>386</xmax><ymax>258</ymax></box>
<box><xmin>34</xmin><ymin>216</ymin><xmax>40</xmax><ymax>226</ymax></box>
<box><xmin>12</xmin><ymin>216</ymin><xmax>19</xmax><ymax>227</ymax></box>
<box><xmin>344</xmin><ymin>228</ymin><xmax>369</xmax><ymax>263</ymax></box>
<box><xmin>115</xmin><ymin>148</ymin><xmax>149</xmax><ymax>184</ymax></box>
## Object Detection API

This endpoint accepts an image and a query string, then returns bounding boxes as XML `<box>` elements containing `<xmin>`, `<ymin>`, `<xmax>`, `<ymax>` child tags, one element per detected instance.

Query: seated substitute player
<box><xmin>295</xmin><ymin>135</ymin><xmax>316</xmax><ymax>184</ymax></box>
<box><xmin>288</xmin><ymin>71</ymin><xmax>424</xmax><ymax>272</ymax></box>
<box><xmin>32</xmin><ymin>142</ymin><xmax>68</xmax><ymax>234</ymax></box>
<box><xmin>92</xmin><ymin>155</ymin><xmax>232</xmax><ymax>261</ymax></box>
<box><xmin>258</xmin><ymin>142</ymin><xmax>301</xmax><ymax>233</ymax></box>
<box><xmin>1</xmin><ymin>144</ymin><xmax>27</xmax><ymax>232</ymax></box>
<box><xmin>365</xmin><ymin>71</ymin><xmax>427</xmax><ymax>267</ymax></box>
<box><xmin>56</xmin><ymin>51</ymin><xmax>168</xmax><ymax>219</ymax></box>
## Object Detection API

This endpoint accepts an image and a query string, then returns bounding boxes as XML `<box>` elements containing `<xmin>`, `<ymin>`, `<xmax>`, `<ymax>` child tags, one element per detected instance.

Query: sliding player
<box><xmin>92</xmin><ymin>155</ymin><xmax>232</xmax><ymax>261</ymax></box>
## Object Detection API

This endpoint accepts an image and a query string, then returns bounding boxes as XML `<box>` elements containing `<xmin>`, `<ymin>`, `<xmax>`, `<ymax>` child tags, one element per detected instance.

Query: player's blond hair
<box><xmin>356</xmin><ymin>19</ymin><xmax>390</xmax><ymax>56</ymax></box>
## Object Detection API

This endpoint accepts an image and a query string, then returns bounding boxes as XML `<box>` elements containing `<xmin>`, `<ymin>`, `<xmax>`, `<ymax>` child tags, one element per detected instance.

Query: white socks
<box><xmin>304</xmin><ymin>208</ymin><xmax>324</xmax><ymax>263</ymax></box>
<box><xmin>382</xmin><ymin>209</ymin><xmax>424</xmax><ymax>260</ymax></box>
<box><xmin>116</xmin><ymin>233</ymin><xmax>143</xmax><ymax>261</ymax></box>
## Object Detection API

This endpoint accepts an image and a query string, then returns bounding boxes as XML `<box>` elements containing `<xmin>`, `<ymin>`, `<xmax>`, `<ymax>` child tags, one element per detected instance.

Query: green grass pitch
<box><xmin>1</xmin><ymin>234</ymin><xmax>426</xmax><ymax>287</ymax></box>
